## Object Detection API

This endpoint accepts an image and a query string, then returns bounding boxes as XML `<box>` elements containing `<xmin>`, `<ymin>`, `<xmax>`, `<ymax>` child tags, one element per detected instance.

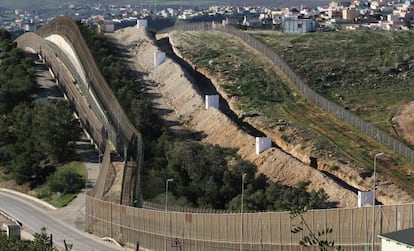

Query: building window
<box><xmin>297</xmin><ymin>23</ymin><xmax>303</xmax><ymax>29</ymax></box>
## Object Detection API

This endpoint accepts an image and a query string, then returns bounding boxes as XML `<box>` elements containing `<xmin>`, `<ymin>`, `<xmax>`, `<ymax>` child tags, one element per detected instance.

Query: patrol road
<box><xmin>0</xmin><ymin>191</ymin><xmax>123</xmax><ymax>251</ymax></box>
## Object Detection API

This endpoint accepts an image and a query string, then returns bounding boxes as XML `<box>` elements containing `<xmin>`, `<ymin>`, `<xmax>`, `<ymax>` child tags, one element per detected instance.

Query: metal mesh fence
<box><xmin>86</xmin><ymin>195</ymin><xmax>414</xmax><ymax>250</ymax></box>
<box><xmin>36</xmin><ymin>17</ymin><xmax>143</xmax><ymax>160</ymax></box>
<box><xmin>90</xmin><ymin>141</ymin><xmax>112</xmax><ymax>199</ymax></box>
<box><xmin>34</xmin><ymin>17</ymin><xmax>144</xmax><ymax>206</ymax></box>
<box><xmin>15</xmin><ymin>32</ymin><xmax>106</xmax><ymax>147</ymax></box>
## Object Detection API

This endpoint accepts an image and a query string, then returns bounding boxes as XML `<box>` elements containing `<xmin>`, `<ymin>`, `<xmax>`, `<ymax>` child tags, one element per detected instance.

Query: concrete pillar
<box><xmin>205</xmin><ymin>95</ymin><xmax>219</xmax><ymax>109</ymax></box>
<box><xmin>154</xmin><ymin>51</ymin><xmax>166</xmax><ymax>67</ymax></box>
<box><xmin>255</xmin><ymin>137</ymin><xmax>271</xmax><ymax>155</ymax></box>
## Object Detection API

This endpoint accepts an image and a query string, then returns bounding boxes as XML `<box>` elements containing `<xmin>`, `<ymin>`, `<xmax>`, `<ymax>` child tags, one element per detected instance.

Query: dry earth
<box><xmin>393</xmin><ymin>102</ymin><xmax>414</xmax><ymax>147</ymax></box>
<box><xmin>107</xmin><ymin>26</ymin><xmax>413</xmax><ymax>208</ymax></box>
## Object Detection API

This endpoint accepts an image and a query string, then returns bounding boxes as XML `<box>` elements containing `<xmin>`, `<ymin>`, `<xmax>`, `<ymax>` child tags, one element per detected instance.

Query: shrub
<box><xmin>47</xmin><ymin>166</ymin><xmax>85</xmax><ymax>194</ymax></box>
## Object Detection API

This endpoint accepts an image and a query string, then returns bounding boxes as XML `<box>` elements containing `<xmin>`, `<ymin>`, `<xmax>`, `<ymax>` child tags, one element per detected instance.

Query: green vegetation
<box><xmin>33</xmin><ymin>161</ymin><xmax>86</xmax><ymax>207</ymax></box>
<box><xmin>33</xmin><ymin>101</ymin><xmax>79</xmax><ymax>163</ymax></box>
<box><xmin>76</xmin><ymin>20</ymin><xmax>163</xmax><ymax>162</ymax></box>
<box><xmin>146</xmin><ymin>139</ymin><xmax>328</xmax><ymax>211</ymax></box>
<box><xmin>291</xmin><ymin>209</ymin><xmax>342</xmax><ymax>251</ymax></box>
<box><xmin>1</xmin><ymin>100</ymin><xmax>79</xmax><ymax>185</ymax></box>
<box><xmin>171</xmin><ymin>30</ymin><xmax>414</xmax><ymax>196</ymax></box>
<box><xmin>253</xmin><ymin>31</ymin><xmax>414</xmax><ymax>135</ymax></box>
<box><xmin>47</xmin><ymin>163</ymin><xmax>85</xmax><ymax>194</ymax></box>
<box><xmin>0</xmin><ymin>227</ymin><xmax>57</xmax><ymax>251</ymax></box>
<box><xmin>78</xmin><ymin>23</ymin><xmax>329</xmax><ymax>211</ymax></box>
<box><xmin>0</xmin><ymin>29</ymin><xmax>84</xmax><ymax>207</ymax></box>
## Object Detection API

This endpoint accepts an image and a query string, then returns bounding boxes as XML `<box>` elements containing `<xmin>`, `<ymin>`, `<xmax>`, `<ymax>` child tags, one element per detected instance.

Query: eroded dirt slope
<box><xmin>107</xmin><ymin>27</ymin><xmax>413</xmax><ymax>208</ymax></box>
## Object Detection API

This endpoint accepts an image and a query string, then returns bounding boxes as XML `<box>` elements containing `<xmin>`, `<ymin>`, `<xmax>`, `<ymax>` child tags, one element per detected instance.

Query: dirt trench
<box><xmin>106</xmin><ymin>26</ymin><xmax>413</xmax><ymax>208</ymax></box>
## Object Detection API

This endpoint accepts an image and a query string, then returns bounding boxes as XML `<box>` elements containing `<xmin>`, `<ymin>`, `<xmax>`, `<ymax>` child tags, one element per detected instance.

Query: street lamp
<box><xmin>372</xmin><ymin>152</ymin><xmax>384</xmax><ymax>251</ymax></box>
<box><xmin>165</xmin><ymin>178</ymin><xmax>174</xmax><ymax>251</ymax></box>
<box><xmin>240</xmin><ymin>173</ymin><xmax>247</xmax><ymax>251</ymax></box>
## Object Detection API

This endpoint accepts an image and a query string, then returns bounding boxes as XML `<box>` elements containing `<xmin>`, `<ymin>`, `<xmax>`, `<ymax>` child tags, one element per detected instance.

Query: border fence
<box><xmin>38</xmin><ymin>17</ymin><xmax>144</xmax><ymax>207</ymax></box>
<box><xmin>86</xmin><ymin>195</ymin><xmax>414</xmax><ymax>250</ymax></box>
<box><xmin>17</xmin><ymin>17</ymin><xmax>144</xmax><ymax>206</ymax></box>
<box><xmin>16</xmin><ymin>18</ymin><xmax>414</xmax><ymax>250</ymax></box>
<box><xmin>85</xmin><ymin>22</ymin><xmax>414</xmax><ymax>250</ymax></box>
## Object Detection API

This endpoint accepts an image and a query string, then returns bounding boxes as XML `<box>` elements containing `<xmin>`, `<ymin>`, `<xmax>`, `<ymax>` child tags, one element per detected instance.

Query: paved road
<box><xmin>0</xmin><ymin>191</ymin><xmax>123</xmax><ymax>251</ymax></box>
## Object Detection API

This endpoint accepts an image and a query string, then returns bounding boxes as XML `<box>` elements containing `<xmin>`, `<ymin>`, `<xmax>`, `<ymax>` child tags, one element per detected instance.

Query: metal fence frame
<box><xmin>86</xmin><ymin>195</ymin><xmax>414</xmax><ymax>250</ymax></box>
<box><xmin>37</xmin><ymin>17</ymin><xmax>144</xmax><ymax>206</ymax></box>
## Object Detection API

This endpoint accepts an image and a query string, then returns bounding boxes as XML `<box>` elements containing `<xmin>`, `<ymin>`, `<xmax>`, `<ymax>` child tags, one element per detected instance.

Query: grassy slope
<box><xmin>253</xmin><ymin>31</ymin><xmax>414</xmax><ymax>136</ymax></box>
<box><xmin>172</xmin><ymin>30</ymin><xmax>414</xmax><ymax>197</ymax></box>
<box><xmin>251</xmin><ymin>30</ymin><xmax>414</xmax><ymax>195</ymax></box>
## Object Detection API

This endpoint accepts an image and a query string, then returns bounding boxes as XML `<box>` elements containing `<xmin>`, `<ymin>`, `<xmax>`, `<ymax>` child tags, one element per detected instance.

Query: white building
<box><xmin>379</xmin><ymin>227</ymin><xmax>414</xmax><ymax>251</ymax></box>
<box><xmin>283</xmin><ymin>19</ymin><xmax>316</xmax><ymax>33</ymax></box>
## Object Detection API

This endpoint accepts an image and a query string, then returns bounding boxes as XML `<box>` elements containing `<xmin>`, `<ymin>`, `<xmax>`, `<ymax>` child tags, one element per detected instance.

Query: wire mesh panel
<box><xmin>96</xmin><ymin>196</ymin><xmax>414</xmax><ymax>249</ymax></box>
<box><xmin>84</xmin><ymin>196</ymin><xmax>414</xmax><ymax>250</ymax></box>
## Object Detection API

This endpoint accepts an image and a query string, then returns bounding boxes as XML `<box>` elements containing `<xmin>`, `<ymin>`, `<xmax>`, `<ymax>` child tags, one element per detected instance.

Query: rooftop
<box><xmin>379</xmin><ymin>227</ymin><xmax>414</xmax><ymax>247</ymax></box>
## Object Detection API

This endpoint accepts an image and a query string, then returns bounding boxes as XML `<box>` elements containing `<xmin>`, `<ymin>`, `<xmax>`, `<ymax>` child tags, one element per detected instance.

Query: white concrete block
<box><xmin>154</xmin><ymin>51</ymin><xmax>166</xmax><ymax>67</ymax></box>
<box><xmin>205</xmin><ymin>95</ymin><xmax>219</xmax><ymax>109</ymax></box>
<box><xmin>137</xmin><ymin>19</ymin><xmax>148</xmax><ymax>28</ymax></box>
<box><xmin>358</xmin><ymin>190</ymin><xmax>374</xmax><ymax>207</ymax></box>
<box><xmin>256</xmin><ymin>137</ymin><xmax>271</xmax><ymax>155</ymax></box>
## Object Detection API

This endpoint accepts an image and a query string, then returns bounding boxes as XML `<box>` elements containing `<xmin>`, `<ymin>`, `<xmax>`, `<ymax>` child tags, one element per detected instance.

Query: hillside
<box><xmin>253</xmin><ymin>31</ymin><xmax>414</xmax><ymax>141</ymax></box>
<box><xmin>168</xmin><ymin>30</ymin><xmax>414</xmax><ymax>203</ymax></box>
<box><xmin>251</xmin><ymin>30</ymin><xmax>414</xmax><ymax>196</ymax></box>
<box><xmin>107</xmin><ymin>27</ymin><xmax>414</xmax><ymax>208</ymax></box>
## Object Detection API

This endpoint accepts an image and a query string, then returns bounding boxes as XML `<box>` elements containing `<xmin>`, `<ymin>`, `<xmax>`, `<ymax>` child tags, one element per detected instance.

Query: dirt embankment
<box><xmin>108</xmin><ymin>27</ymin><xmax>412</xmax><ymax>208</ymax></box>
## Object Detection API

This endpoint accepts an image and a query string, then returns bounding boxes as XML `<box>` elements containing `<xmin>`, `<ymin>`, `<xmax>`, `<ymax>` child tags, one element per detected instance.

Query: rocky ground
<box><xmin>106</xmin><ymin>26</ymin><xmax>413</xmax><ymax>208</ymax></box>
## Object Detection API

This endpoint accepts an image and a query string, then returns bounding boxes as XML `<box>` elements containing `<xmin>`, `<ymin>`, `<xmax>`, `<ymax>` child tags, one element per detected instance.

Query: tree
<box><xmin>9</xmin><ymin>140</ymin><xmax>41</xmax><ymax>184</ymax></box>
<box><xmin>47</xmin><ymin>165</ymin><xmax>85</xmax><ymax>194</ymax></box>
<box><xmin>31</xmin><ymin>227</ymin><xmax>56</xmax><ymax>250</ymax></box>
<box><xmin>166</xmin><ymin>142</ymin><xmax>229</xmax><ymax>208</ymax></box>
<box><xmin>0</xmin><ymin>226</ymin><xmax>57</xmax><ymax>251</ymax></box>
<box><xmin>33</xmin><ymin>100</ymin><xmax>79</xmax><ymax>163</ymax></box>
<box><xmin>291</xmin><ymin>208</ymin><xmax>342</xmax><ymax>251</ymax></box>
<box><xmin>0</xmin><ymin>233</ymin><xmax>30</xmax><ymax>251</ymax></box>
<box><xmin>5</xmin><ymin>104</ymin><xmax>41</xmax><ymax>183</ymax></box>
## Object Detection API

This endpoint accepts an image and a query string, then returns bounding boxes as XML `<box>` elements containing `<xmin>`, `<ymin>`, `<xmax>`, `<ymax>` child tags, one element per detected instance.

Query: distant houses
<box><xmin>5</xmin><ymin>0</ymin><xmax>414</xmax><ymax>36</ymax></box>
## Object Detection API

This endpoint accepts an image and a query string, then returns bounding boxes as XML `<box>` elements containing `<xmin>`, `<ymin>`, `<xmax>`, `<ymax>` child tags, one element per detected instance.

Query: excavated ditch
<box><xmin>108</xmin><ymin>26</ymin><xmax>414</xmax><ymax>207</ymax></box>
<box><xmin>155</xmin><ymin>37</ymin><xmax>268</xmax><ymax>139</ymax></box>
<box><xmin>151</xmin><ymin>36</ymin><xmax>366</xmax><ymax>205</ymax></box>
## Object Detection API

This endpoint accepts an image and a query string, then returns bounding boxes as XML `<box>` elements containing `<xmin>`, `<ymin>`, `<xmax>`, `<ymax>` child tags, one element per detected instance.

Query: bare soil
<box><xmin>393</xmin><ymin>102</ymin><xmax>414</xmax><ymax>148</ymax></box>
<box><xmin>106</xmin><ymin>27</ymin><xmax>413</xmax><ymax>208</ymax></box>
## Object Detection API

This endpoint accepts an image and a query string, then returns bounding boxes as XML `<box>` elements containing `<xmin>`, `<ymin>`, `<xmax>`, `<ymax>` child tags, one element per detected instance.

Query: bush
<box><xmin>47</xmin><ymin>165</ymin><xmax>85</xmax><ymax>194</ymax></box>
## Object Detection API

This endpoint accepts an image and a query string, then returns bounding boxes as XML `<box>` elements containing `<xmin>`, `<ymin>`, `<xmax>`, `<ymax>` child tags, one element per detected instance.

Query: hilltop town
<box><xmin>2</xmin><ymin>0</ymin><xmax>414</xmax><ymax>36</ymax></box>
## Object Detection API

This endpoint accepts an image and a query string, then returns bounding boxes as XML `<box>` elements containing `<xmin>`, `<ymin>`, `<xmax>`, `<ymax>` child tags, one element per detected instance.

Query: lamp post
<box><xmin>372</xmin><ymin>152</ymin><xmax>384</xmax><ymax>251</ymax></box>
<box><xmin>240</xmin><ymin>173</ymin><xmax>247</xmax><ymax>251</ymax></box>
<box><xmin>165</xmin><ymin>178</ymin><xmax>174</xmax><ymax>251</ymax></box>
